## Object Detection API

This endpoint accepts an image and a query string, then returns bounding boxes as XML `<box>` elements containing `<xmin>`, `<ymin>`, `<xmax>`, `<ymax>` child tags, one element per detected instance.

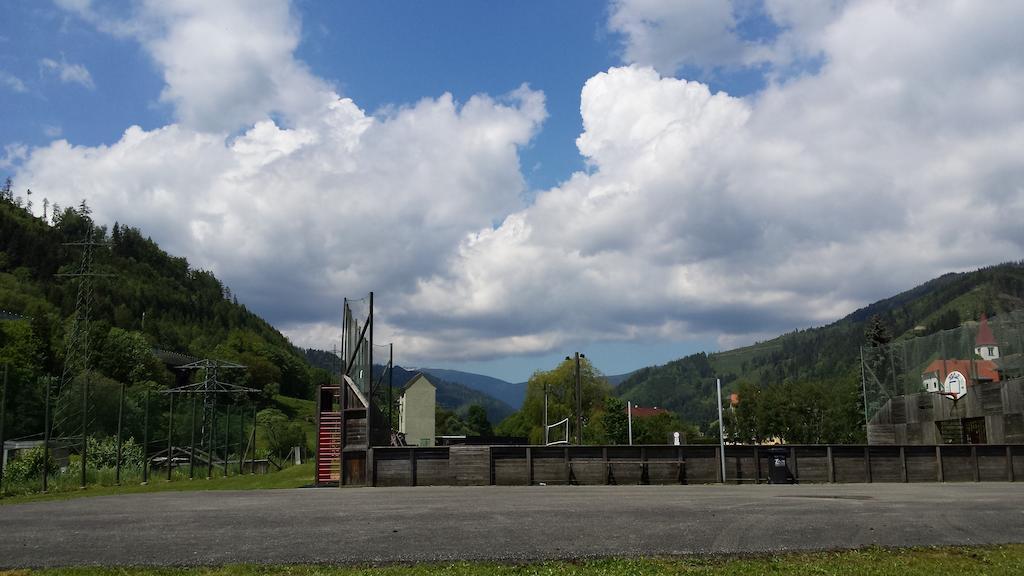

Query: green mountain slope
<box><xmin>618</xmin><ymin>262</ymin><xmax>1024</xmax><ymax>431</ymax></box>
<box><xmin>0</xmin><ymin>187</ymin><xmax>330</xmax><ymax>441</ymax></box>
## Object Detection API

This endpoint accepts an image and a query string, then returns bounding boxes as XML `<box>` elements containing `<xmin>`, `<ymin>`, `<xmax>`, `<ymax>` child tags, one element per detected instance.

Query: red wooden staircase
<box><xmin>316</xmin><ymin>402</ymin><xmax>341</xmax><ymax>484</ymax></box>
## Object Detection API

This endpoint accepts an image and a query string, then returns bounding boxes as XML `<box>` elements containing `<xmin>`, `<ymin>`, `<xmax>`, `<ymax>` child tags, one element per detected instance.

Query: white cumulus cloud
<box><xmin>16</xmin><ymin>0</ymin><xmax>1024</xmax><ymax>367</ymax></box>
<box><xmin>40</xmin><ymin>57</ymin><xmax>95</xmax><ymax>89</ymax></box>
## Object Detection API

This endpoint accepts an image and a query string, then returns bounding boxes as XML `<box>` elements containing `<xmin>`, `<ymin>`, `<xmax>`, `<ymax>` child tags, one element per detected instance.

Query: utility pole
<box><xmin>574</xmin><ymin>352</ymin><xmax>583</xmax><ymax>444</ymax></box>
<box><xmin>543</xmin><ymin>381</ymin><xmax>549</xmax><ymax>445</ymax></box>
<box><xmin>717</xmin><ymin>378</ymin><xmax>726</xmax><ymax>484</ymax></box>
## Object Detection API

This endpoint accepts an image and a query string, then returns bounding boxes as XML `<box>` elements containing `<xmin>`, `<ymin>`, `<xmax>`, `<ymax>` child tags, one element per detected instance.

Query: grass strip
<box><xmin>2</xmin><ymin>545</ymin><xmax>1023</xmax><ymax>576</ymax></box>
<box><xmin>0</xmin><ymin>462</ymin><xmax>313</xmax><ymax>506</ymax></box>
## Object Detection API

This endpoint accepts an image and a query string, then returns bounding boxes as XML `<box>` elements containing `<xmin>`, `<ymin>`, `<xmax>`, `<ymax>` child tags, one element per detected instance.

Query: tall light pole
<box><xmin>717</xmin><ymin>377</ymin><xmax>726</xmax><ymax>484</ymax></box>
<box><xmin>575</xmin><ymin>352</ymin><xmax>583</xmax><ymax>444</ymax></box>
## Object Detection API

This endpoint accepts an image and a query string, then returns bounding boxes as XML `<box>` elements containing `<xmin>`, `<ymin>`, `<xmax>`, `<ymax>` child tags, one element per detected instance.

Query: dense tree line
<box><xmin>0</xmin><ymin>181</ymin><xmax>330</xmax><ymax>445</ymax></box>
<box><xmin>495</xmin><ymin>357</ymin><xmax>702</xmax><ymax>445</ymax></box>
<box><xmin>612</xmin><ymin>263</ymin><xmax>1024</xmax><ymax>441</ymax></box>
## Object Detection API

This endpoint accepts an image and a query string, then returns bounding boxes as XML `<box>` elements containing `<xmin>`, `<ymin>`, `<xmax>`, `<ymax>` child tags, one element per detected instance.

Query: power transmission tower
<box><xmin>164</xmin><ymin>359</ymin><xmax>255</xmax><ymax>478</ymax></box>
<box><xmin>51</xmin><ymin>227</ymin><xmax>112</xmax><ymax>452</ymax></box>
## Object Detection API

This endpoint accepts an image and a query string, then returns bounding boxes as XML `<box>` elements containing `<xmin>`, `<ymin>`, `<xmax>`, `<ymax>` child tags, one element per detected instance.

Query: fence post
<box><xmin>167</xmin><ymin>393</ymin><xmax>174</xmax><ymax>482</ymax></box>
<box><xmin>208</xmin><ymin>399</ymin><xmax>216</xmax><ymax>480</ymax></box>
<box><xmin>409</xmin><ymin>448</ymin><xmax>416</xmax><ymax>487</ymax></box>
<box><xmin>42</xmin><ymin>377</ymin><xmax>51</xmax><ymax>493</ymax></box>
<box><xmin>526</xmin><ymin>446</ymin><xmax>533</xmax><ymax>486</ymax></box>
<box><xmin>238</xmin><ymin>404</ymin><xmax>244</xmax><ymax>475</ymax></box>
<box><xmin>189</xmin><ymin>395</ymin><xmax>197</xmax><ymax>479</ymax></box>
<box><xmin>753</xmin><ymin>446</ymin><xmax>760</xmax><ymax>484</ymax></box>
<box><xmin>142</xmin><ymin>390</ymin><xmax>150</xmax><ymax>485</ymax></box>
<box><xmin>80</xmin><ymin>374</ymin><xmax>88</xmax><ymax>489</ymax></box>
<box><xmin>250</xmin><ymin>404</ymin><xmax>257</xmax><ymax>474</ymax></box>
<box><xmin>972</xmin><ymin>445</ymin><xmax>979</xmax><ymax>482</ymax></box>
<box><xmin>826</xmin><ymin>446</ymin><xmax>834</xmax><ymax>483</ymax></box>
<box><xmin>936</xmin><ymin>445</ymin><xmax>944</xmax><ymax>482</ymax></box>
<box><xmin>0</xmin><ymin>364</ymin><xmax>7</xmax><ymax>498</ymax></box>
<box><xmin>864</xmin><ymin>446</ymin><xmax>872</xmax><ymax>483</ymax></box>
<box><xmin>115</xmin><ymin>381</ymin><xmax>125</xmax><ymax>486</ymax></box>
<box><xmin>790</xmin><ymin>446</ymin><xmax>798</xmax><ymax>484</ymax></box>
<box><xmin>223</xmin><ymin>404</ymin><xmax>230</xmax><ymax>478</ymax></box>
<box><xmin>900</xmin><ymin>446</ymin><xmax>908</xmax><ymax>483</ymax></box>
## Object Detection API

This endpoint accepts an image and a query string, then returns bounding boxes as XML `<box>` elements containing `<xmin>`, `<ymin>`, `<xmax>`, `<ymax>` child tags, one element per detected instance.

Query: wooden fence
<box><xmin>367</xmin><ymin>444</ymin><xmax>1024</xmax><ymax>487</ymax></box>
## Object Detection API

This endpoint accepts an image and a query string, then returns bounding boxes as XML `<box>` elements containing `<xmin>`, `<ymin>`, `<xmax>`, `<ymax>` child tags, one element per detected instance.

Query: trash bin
<box><xmin>768</xmin><ymin>447</ymin><xmax>792</xmax><ymax>484</ymax></box>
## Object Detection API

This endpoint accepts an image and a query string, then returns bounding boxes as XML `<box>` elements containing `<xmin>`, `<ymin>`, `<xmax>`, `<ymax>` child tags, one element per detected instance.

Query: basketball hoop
<box><xmin>935</xmin><ymin>371</ymin><xmax>967</xmax><ymax>412</ymax></box>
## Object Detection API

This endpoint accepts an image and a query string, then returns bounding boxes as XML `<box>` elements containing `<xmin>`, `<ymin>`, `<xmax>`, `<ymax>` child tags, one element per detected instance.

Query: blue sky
<box><xmin>4</xmin><ymin>1</ymin><xmax>1024</xmax><ymax>383</ymax></box>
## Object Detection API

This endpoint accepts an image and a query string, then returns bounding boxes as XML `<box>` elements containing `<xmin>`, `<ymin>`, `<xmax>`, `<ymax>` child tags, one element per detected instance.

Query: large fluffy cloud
<box><xmin>397</xmin><ymin>0</ymin><xmax>1024</xmax><ymax>359</ymax></box>
<box><xmin>16</xmin><ymin>0</ymin><xmax>1024</xmax><ymax>365</ymax></box>
<box><xmin>18</xmin><ymin>0</ymin><xmax>546</xmax><ymax>353</ymax></box>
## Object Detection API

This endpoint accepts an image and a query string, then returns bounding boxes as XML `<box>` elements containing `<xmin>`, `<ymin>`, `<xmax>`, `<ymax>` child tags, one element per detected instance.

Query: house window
<box><xmin>988</xmin><ymin>346</ymin><xmax>995</xmax><ymax>356</ymax></box>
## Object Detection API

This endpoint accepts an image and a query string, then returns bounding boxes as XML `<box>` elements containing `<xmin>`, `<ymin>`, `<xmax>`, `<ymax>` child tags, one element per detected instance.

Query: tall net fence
<box><xmin>863</xmin><ymin>310</ymin><xmax>1024</xmax><ymax>423</ymax></box>
<box><xmin>341</xmin><ymin>296</ymin><xmax>373</xmax><ymax>396</ymax></box>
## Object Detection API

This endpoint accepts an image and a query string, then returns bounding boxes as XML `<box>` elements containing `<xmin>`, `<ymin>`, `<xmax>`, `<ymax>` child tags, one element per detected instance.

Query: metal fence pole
<box><xmin>80</xmin><ymin>374</ymin><xmax>89</xmax><ymax>489</ymax></box>
<box><xmin>0</xmin><ymin>364</ymin><xmax>7</xmax><ymax>497</ymax></box>
<box><xmin>250</xmin><ymin>404</ymin><xmax>257</xmax><ymax>474</ymax></box>
<box><xmin>166</xmin><ymin>393</ymin><xmax>174</xmax><ymax>482</ymax></box>
<box><xmin>208</xmin><ymin>399</ymin><xmax>217</xmax><ymax>480</ymax></box>
<box><xmin>142</xmin><ymin>390</ymin><xmax>150</xmax><ymax>484</ymax></box>
<box><xmin>223</xmin><ymin>404</ymin><xmax>230</xmax><ymax>478</ymax></box>
<box><xmin>717</xmin><ymin>378</ymin><xmax>726</xmax><ymax>484</ymax></box>
<box><xmin>238</xmin><ymin>403</ymin><xmax>244</xmax><ymax>475</ymax></box>
<box><xmin>189</xmin><ymin>394</ymin><xmax>196</xmax><ymax>479</ymax></box>
<box><xmin>115</xmin><ymin>381</ymin><xmax>125</xmax><ymax>486</ymax></box>
<box><xmin>42</xmin><ymin>377</ymin><xmax>51</xmax><ymax>493</ymax></box>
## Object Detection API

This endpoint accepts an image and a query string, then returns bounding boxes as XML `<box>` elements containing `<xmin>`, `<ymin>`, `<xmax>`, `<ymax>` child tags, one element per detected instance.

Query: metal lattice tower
<box><xmin>51</xmin><ymin>227</ymin><xmax>111</xmax><ymax>445</ymax></box>
<box><xmin>165</xmin><ymin>359</ymin><xmax>255</xmax><ymax>467</ymax></box>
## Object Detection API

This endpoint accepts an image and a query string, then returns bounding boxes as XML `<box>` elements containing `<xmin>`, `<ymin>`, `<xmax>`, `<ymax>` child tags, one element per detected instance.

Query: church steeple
<box><xmin>975</xmin><ymin>314</ymin><xmax>999</xmax><ymax>360</ymax></box>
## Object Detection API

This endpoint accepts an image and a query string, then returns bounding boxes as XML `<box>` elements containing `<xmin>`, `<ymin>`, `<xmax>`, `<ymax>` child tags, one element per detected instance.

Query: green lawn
<box><xmin>2</xmin><ymin>546</ymin><xmax>1022</xmax><ymax>575</ymax></box>
<box><xmin>0</xmin><ymin>462</ymin><xmax>313</xmax><ymax>506</ymax></box>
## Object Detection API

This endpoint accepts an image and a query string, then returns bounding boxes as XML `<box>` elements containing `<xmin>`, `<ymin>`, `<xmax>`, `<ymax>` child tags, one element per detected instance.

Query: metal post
<box><xmin>166</xmin><ymin>393</ymin><xmax>174</xmax><ymax>481</ymax></box>
<box><xmin>575</xmin><ymin>352</ymin><xmax>582</xmax><ymax>444</ymax></box>
<box><xmin>368</xmin><ymin>291</ymin><xmax>373</xmax><ymax>447</ymax></box>
<box><xmin>628</xmin><ymin>401</ymin><xmax>633</xmax><ymax>446</ymax></box>
<box><xmin>115</xmin><ymin>381</ymin><xmax>125</xmax><ymax>485</ymax></box>
<box><xmin>388</xmin><ymin>343</ymin><xmax>393</xmax><ymax>433</ymax></box>
<box><xmin>42</xmin><ymin>377</ymin><xmax>51</xmax><ymax>493</ymax></box>
<box><xmin>189</xmin><ymin>394</ymin><xmax>197</xmax><ymax>479</ymax></box>
<box><xmin>0</xmin><ymin>364</ymin><xmax>7</xmax><ymax>497</ymax></box>
<box><xmin>543</xmin><ymin>382</ymin><xmax>548</xmax><ymax>445</ymax></box>
<box><xmin>142</xmin><ymin>390</ymin><xmax>150</xmax><ymax>484</ymax></box>
<box><xmin>223</xmin><ymin>404</ymin><xmax>230</xmax><ymax>477</ymax></box>
<box><xmin>209</xmin><ymin>399</ymin><xmax>217</xmax><ymax>479</ymax></box>
<box><xmin>251</xmin><ymin>404</ymin><xmax>257</xmax><ymax>474</ymax></box>
<box><xmin>717</xmin><ymin>378</ymin><xmax>726</xmax><ymax>484</ymax></box>
<box><xmin>80</xmin><ymin>373</ymin><xmax>89</xmax><ymax>489</ymax></box>
<box><xmin>238</xmin><ymin>403</ymin><xmax>244</xmax><ymax>475</ymax></box>
<box><xmin>860</xmin><ymin>347</ymin><xmax>869</xmax><ymax>426</ymax></box>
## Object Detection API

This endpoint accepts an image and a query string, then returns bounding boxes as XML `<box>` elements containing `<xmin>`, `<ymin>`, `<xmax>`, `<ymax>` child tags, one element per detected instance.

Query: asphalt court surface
<box><xmin>2</xmin><ymin>483</ymin><xmax>1023</xmax><ymax>567</ymax></box>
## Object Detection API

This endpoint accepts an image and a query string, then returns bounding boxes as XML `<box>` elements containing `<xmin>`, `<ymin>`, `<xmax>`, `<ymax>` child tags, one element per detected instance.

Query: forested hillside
<box><xmin>618</xmin><ymin>262</ymin><xmax>1024</xmax><ymax>437</ymax></box>
<box><xmin>0</xmin><ymin>181</ymin><xmax>330</xmax><ymax>441</ymax></box>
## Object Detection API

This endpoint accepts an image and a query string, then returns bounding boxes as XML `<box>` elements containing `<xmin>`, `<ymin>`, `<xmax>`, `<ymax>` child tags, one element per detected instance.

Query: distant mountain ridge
<box><xmin>419</xmin><ymin>368</ymin><xmax>527</xmax><ymax>408</ymax></box>
<box><xmin>616</xmin><ymin>262</ymin><xmax>1024</xmax><ymax>431</ymax></box>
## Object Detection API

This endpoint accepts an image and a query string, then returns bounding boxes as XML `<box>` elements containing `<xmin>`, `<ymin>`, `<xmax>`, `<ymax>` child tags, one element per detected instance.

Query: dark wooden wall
<box><xmin>366</xmin><ymin>444</ymin><xmax>1024</xmax><ymax>487</ymax></box>
<box><xmin>869</xmin><ymin>379</ymin><xmax>1024</xmax><ymax>444</ymax></box>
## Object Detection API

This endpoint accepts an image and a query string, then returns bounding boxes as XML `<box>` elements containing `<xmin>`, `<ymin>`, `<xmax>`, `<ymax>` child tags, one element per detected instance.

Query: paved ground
<box><xmin>2</xmin><ymin>483</ymin><xmax>1024</xmax><ymax>567</ymax></box>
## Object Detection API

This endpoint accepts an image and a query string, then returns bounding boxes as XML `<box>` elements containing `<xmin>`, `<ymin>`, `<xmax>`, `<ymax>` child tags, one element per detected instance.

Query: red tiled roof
<box><xmin>976</xmin><ymin>314</ymin><xmax>997</xmax><ymax>347</ymax></box>
<box><xmin>627</xmin><ymin>405</ymin><xmax>670</xmax><ymax>418</ymax></box>
<box><xmin>921</xmin><ymin>359</ymin><xmax>1000</xmax><ymax>384</ymax></box>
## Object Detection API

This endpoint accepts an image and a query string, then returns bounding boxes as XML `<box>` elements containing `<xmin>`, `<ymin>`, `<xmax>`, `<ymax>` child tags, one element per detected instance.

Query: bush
<box><xmin>3</xmin><ymin>446</ymin><xmax>58</xmax><ymax>483</ymax></box>
<box><xmin>86</xmin><ymin>435</ymin><xmax>144</xmax><ymax>470</ymax></box>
